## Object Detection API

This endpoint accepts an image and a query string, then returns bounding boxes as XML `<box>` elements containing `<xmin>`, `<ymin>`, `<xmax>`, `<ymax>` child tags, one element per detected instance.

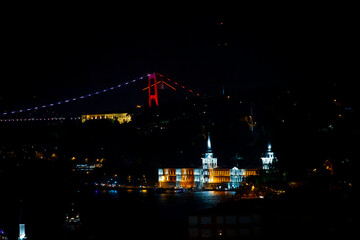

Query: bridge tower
<box><xmin>148</xmin><ymin>73</ymin><xmax>159</xmax><ymax>108</ymax></box>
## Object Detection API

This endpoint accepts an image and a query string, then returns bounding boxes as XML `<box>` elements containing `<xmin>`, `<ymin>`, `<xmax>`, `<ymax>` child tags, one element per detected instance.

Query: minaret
<box><xmin>202</xmin><ymin>132</ymin><xmax>217</xmax><ymax>183</ymax></box>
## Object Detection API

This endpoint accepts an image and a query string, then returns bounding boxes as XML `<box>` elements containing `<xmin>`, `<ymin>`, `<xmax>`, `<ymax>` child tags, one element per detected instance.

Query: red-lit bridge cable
<box><xmin>156</xmin><ymin>73</ymin><xmax>201</xmax><ymax>97</ymax></box>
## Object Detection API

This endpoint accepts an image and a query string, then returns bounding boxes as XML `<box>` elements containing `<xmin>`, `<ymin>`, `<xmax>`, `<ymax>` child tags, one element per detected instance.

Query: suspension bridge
<box><xmin>0</xmin><ymin>73</ymin><xmax>201</xmax><ymax>122</ymax></box>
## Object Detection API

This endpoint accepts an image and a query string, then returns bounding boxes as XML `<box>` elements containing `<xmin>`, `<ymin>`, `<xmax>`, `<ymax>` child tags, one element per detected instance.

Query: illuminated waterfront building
<box><xmin>158</xmin><ymin>168</ymin><xmax>203</xmax><ymax>189</ymax></box>
<box><xmin>81</xmin><ymin>113</ymin><xmax>131</xmax><ymax>124</ymax></box>
<box><xmin>261</xmin><ymin>143</ymin><xmax>277</xmax><ymax>171</ymax></box>
<box><xmin>158</xmin><ymin>133</ymin><xmax>259</xmax><ymax>189</ymax></box>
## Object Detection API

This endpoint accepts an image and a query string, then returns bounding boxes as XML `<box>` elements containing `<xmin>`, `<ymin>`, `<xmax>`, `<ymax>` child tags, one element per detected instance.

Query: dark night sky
<box><xmin>0</xmin><ymin>4</ymin><xmax>356</xmax><ymax>113</ymax></box>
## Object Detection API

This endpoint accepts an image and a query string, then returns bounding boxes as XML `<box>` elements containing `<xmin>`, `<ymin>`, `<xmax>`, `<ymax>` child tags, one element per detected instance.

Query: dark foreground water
<box><xmin>72</xmin><ymin>189</ymin><xmax>235</xmax><ymax>240</ymax></box>
<box><xmin>2</xmin><ymin>186</ymin><xmax>356</xmax><ymax>239</ymax></box>
<box><xmin>7</xmin><ymin>189</ymin><xmax>234</xmax><ymax>240</ymax></box>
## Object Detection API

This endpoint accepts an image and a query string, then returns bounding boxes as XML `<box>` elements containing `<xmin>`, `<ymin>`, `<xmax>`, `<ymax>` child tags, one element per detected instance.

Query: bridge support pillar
<box><xmin>148</xmin><ymin>73</ymin><xmax>158</xmax><ymax>107</ymax></box>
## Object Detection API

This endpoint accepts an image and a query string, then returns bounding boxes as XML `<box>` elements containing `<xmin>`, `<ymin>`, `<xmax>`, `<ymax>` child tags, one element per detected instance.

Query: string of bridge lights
<box><xmin>0</xmin><ymin>117</ymin><xmax>80</xmax><ymax>122</ymax></box>
<box><xmin>0</xmin><ymin>73</ymin><xmax>202</xmax><ymax>122</ymax></box>
<box><xmin>1</xmin><ymin>74</ymin><xmax>148</xmax><ymax>117</ymax></box>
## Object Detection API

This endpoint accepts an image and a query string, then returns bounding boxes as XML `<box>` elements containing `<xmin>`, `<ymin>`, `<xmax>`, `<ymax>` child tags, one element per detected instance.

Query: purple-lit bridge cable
<box><xmin>0</xmin><ymin>74</ymin><xmax>148</xmax><ymax>117</ymax></box>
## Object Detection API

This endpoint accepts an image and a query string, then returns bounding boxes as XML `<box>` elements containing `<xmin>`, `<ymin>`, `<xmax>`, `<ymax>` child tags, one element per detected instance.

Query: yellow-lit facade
<box><xmin>158</xmin><ymin>166</ymin><xmax>259</xmax><ymax>189</ymax></box>
<box><xmin>158</xmin><ymin>133</ymin><xmax>260</xmax><ymax>189</ymax></box>
<box><xmin>81</xmin><ymin>113</ymin><xmax>131</xmax><ymax>124</ymax></box>
<box><xmin>212</xmin><ymin>168</ymin><xmax>231</xmax><ymax>183</ymax></box>
<box><xmin>244</xmin><ymin>169</ymin><xmax>258</xmax><ymax>177</ymax></box>
<box><xmin>158</xmin><ymin>168</ymin><xmax>203</xmax><ymax>189</ymax></box>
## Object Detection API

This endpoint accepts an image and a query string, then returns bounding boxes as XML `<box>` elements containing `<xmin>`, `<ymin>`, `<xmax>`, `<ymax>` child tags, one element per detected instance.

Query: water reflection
<box><xmin>157</xmin><ymin>191</ymin><xmax>235</xmax><ymax>218</ymax></box>
<box><xmin>67</xmin><ymin>189</ymin><xmax>236</xmax><ymax>240</ymax></box>
<box><xmin>94</xmin><ymin>189</ymin><xmax>235</xmax><ymax>213</ymax></box>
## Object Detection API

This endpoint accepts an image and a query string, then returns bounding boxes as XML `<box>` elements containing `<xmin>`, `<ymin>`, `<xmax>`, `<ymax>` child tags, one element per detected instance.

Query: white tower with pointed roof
<box><xmin>261</xmin><ymin>143</ymin><xmax>277</xmax><ymax>170</ymax></box>
<box><xmin>201</xmin><ymin>132</ymin><xmax>217</xmax><ymax>183</ymax></box>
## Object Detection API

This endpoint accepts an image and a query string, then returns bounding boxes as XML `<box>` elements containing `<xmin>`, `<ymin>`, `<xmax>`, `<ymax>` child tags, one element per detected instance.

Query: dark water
<box><xmin>1</xmin><ymin>185</ymin><xmax>234</xmax><ymax>240</ymax></box>
<box><xmin>67</xmin><ymin>189</ymin><xmax>235</xmax><ymax>240</ymax></box>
